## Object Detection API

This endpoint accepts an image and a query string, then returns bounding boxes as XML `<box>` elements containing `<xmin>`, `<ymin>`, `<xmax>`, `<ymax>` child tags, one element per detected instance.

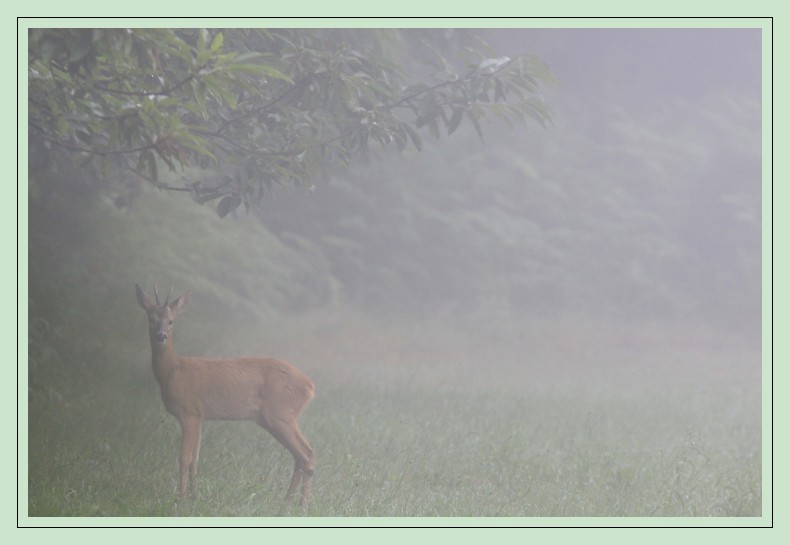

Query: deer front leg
<box><xmin>190</xmin><ymin>424</ymin><xmax>202</xmax><ymax>485</ymax></box>
<box><xmin>178</xmin><ymin>417</ymin><xmax>202</xmax><ymax>496</ymax></box>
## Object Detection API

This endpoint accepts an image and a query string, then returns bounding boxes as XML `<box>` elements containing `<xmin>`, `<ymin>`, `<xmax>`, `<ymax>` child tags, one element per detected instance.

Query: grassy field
<box><xmin>26</xmin><ymin>314</ymin><xmax>761</xmax><ymax>520</ymax></box>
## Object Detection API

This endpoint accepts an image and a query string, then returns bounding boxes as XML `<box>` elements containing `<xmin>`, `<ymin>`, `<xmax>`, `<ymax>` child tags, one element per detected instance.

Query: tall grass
<box><xmin>26</xmin><ymin>315</ymin><xmax>761</xmax><ymax>518</ymax></box>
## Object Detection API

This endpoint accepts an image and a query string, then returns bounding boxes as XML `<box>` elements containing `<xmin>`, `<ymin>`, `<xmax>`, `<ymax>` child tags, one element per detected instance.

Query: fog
<box><xmin>27</xmin><ymin>28</ymin><xmax>763</xmax><ymax>517</ymax></box>
<box><xmin>28</xmin><ymin>27</ymin><xmax>764</xmax><ymax>411</ymax></box>
<box><xmin>255</xmin><ymin>28</ymin><xmax>762</xmax><ymax>366</ymax></box>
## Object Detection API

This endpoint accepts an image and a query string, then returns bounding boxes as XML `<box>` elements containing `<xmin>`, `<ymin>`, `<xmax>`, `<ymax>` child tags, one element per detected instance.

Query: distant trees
<box><xmin>28</xmin><ymin>28</ymin><xmax>553</xmax><ymax>217</ymax></box>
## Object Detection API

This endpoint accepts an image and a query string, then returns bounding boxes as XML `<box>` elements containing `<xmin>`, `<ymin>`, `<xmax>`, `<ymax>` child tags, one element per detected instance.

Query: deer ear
<box><xmin>135</xmin><ymin>284</ymin><xmax>153</xmax><ymax>310</ymax></box>
<box><xmin>170</xmin><ymin>291</ymin><xmax>191</xmax><ymax>314</ymax></box>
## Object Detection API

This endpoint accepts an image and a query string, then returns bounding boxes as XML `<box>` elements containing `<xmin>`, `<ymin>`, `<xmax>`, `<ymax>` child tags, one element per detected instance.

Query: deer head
<box><xmin>135</xmin><ymin>283</ymin><xmax>191</xmax><ymax>345</ymax></box>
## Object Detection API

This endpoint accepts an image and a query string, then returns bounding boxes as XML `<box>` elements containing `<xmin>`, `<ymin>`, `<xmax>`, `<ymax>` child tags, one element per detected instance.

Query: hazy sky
<box><xmin>489</xmin><ymin>28</ymin><xmax>761</xmax><ymax>111</ymax></box>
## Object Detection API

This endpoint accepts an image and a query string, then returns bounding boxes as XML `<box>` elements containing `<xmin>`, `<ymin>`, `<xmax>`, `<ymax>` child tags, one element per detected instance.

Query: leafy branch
<box><xmin>28</xmin><ymin>29</ymin><xmax>554</xmax><ymax>218</ymax></box>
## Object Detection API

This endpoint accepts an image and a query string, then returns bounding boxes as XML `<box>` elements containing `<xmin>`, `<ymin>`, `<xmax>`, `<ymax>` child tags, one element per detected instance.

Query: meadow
<box><xmin>26</xmin><ymin>310</ymin><xmax>761</xmax><ymax>520</ymax></box>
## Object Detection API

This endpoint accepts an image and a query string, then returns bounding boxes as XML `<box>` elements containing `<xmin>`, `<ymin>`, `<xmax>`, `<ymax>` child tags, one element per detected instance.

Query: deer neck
<box><xmin>149</xmin><ymin>337</ymin><xmax>179</xmax><ymax>385</ymax></box>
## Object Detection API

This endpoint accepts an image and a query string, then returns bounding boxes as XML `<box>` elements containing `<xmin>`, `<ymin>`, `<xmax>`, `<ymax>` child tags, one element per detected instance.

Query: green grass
<box><xmin>26</xmin><ymin>338</ymin><xmax>761</xmax><ymax>519</ymax></box>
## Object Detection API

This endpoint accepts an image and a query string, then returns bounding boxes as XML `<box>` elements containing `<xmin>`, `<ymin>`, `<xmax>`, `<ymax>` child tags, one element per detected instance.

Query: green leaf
<box><xmin>394</xmin><ymin>126</ymin><xmax>408</xmax><ymax>152</ymax></box>
<box><xmin>217</xmin><ymin>194</ymin><xmax>242</xmax><ymax>218</ymax></box>
<box><xmin>225</xmin><ymin>63</ymin><xmax>294</xmax><ymax>84</ymax></box>
<box><xmin>146</xmin><ymin>152</ymin><xmax>158</xmax><ymax>181</ymax></box>
<box><xmin>192</xmin><ymin>189</ymin><xmax>225</xmax><ymax>205</ymax></box>
<box><xmin>402</xmin><ymin>123</ymin><xmax>423</xmax><ymax>151</ymax></box>
<box><xmin>494</xmin><ymin>79</ymin><xmax>506</xmax><ymax>102</ymax></box>
<box><xmin>210</xmin><ymin>32</ymin><xmax>224</xmax><ymax>53</ymax></box>
<box><xmin>468</xmin><ymin>112</ymin><xmax>484</xmax><ymax>140</ymax></box>
<box><xmin>74</xmin><ymin>129</ymin><xmax>92</xmax><ymax>144</ymax></box>
<box><xmin>204</xmin><ymin>75</ymin><xmax>238</xmax><ymax>110</ymax></box>
<box><xmin>198</xmin><ymin>29</ymin><xmax>210</xmax><ymax>51</ymax></box>
<box><xmin>447</xmin><ymin>108</ymin><xmax>464</xmax><ymax>136</ymax></box>
<box><xmin>176</xmin><ymin>131</ymin><xmax>217</xmax><ymax>162</ymax></box>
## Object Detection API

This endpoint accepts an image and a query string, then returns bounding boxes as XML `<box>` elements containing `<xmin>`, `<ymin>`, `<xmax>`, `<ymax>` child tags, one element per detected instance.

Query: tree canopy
<box><xmin>28</xmin><ymin>28</ymin><xmax>553</xmax><ymax>217</ymax></box>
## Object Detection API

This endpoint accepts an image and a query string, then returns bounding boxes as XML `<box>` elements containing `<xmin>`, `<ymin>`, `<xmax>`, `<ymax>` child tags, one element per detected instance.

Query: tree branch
<box><xmin>29</xmin><ymin>121</ymin><xmax>160</xmax><ymax>157</ymax></box>
<box><xmin>387</xmin><ymin>58</ymin><xmax>518</xmax><ymax>111</ymax></box>
<box><xmin>212</xmin><ymin>74</ymin><xmax>313</xmax><ymax>135</ymax></box>
<box><xmin>91</xmin><ymin>67</ymin><xmax>201</xmax><ymax>98</ymax></box>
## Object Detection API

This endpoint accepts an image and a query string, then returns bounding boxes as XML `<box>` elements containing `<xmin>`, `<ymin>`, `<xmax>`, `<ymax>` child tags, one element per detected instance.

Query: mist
<box><xmin>254</xmin><ymin>28</ymin><xmax>761</xmax><ymax>382</ymax></box>
<box><xmin>26</xmin><ymin>28</ymin><xmax>763</xmax><ymax>518</ymax></box>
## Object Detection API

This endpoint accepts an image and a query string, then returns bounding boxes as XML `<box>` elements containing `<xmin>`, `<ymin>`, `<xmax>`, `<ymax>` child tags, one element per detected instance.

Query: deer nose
<box><xmin>155</xmin><ymin>333</ymin><xmax>168</xmax><ymax>343</ymax></box>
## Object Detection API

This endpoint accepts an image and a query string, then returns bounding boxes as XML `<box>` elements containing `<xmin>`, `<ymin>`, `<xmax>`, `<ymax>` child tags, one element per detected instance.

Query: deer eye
<box><xmin>168</xmin><ymin>320</ymin><xmax>174</xmax><ymax>325</ymax></box>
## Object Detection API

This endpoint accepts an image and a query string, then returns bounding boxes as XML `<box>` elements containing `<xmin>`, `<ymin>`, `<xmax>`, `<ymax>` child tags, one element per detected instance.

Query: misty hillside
<box><xmin>26</xmin><ymin>27</ymin><xmax>762</xmax><ymax>518</ymax></box>
<box><xmin>256</xmin><ymin>100</ymin><xmax>760</xmax><ymax>337</ymax></box>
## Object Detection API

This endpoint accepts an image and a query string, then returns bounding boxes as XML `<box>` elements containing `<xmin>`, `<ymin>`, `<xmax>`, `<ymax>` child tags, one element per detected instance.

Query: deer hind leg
<box><xmin>285</xmin><ymin>425</ymin><xmax>314</xmax><ymax>507</ymax></box>
<box><xmin>258</xmin><ymin>416</ymin><xmax>315</xmax><ymax>507</ymax></box>
<box><xmin>178</xmin><ymin>417</ymin><xmax>203</xmax><ymax>496</ymax></box>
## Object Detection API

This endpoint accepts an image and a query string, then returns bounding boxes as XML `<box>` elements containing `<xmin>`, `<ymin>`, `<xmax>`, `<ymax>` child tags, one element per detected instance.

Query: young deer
<box><xmin>135</xmin><ymin>284</ymin><xmax>315</xmax><ymax>507</ymax></box>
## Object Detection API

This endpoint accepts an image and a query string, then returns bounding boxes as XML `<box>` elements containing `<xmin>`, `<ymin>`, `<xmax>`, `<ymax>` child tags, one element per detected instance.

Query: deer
<box><xmin>135</xmin><ymin>284</ymin><xmax>315</xmax><ymax>507</ymax></box>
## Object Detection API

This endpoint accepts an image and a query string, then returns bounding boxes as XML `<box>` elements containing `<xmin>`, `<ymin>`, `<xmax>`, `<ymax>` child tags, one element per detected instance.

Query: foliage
<box><xmin>28</xmin><ymin>28</ymin><xmax>553</xmax><ymax>217</ymax></box>
<box><xmin>251</xmin><ymin>121</ymin><xmax>761</xmax><ymax>333</ymax></box>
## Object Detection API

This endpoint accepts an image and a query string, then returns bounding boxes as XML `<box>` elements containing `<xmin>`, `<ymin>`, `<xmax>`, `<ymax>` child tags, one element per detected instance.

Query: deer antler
<box><xmin>153</xmin><ymin>283</ymin><xmax>174</xmax><ymax>306</ymax></box>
